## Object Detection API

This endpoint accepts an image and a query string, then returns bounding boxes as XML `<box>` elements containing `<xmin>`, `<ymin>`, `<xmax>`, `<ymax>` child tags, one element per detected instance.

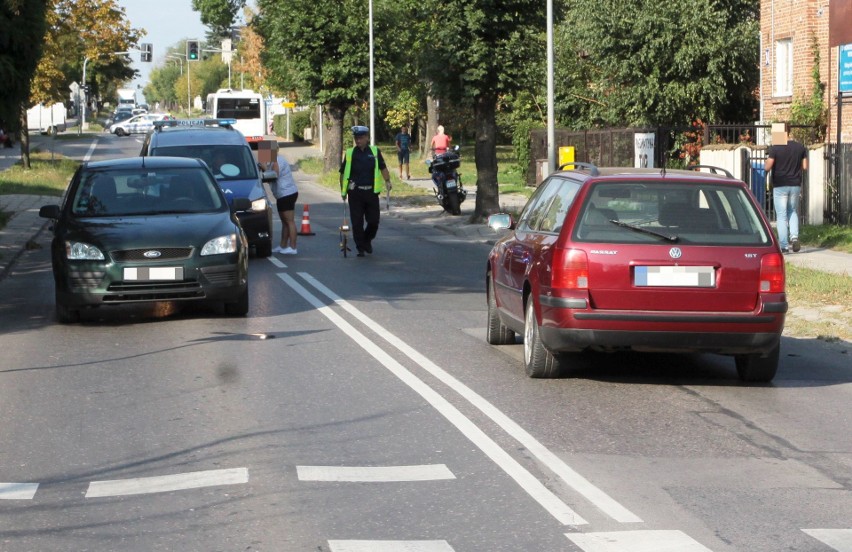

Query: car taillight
<box><xmin>552</xmin><ymin>248</ymin><xmax>589</xmax><ymax>289</ymax></box>
<box><xmin>759</xmin><ymin>253</ymin><xmax>785</xmax><ymax>292</ymax></box>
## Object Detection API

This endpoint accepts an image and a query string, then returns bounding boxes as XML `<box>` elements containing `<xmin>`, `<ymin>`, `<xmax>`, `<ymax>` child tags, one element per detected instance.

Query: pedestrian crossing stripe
<box><xmin>85</xmin><ymin>467</ymin><xmax>248</xmax><ymax>498</ymax></box>
<box><xmin>297</xmin><ymin>464</ymin><xmax>455</xmax><ymax>482</ymax></box>
<box><xmin>802</xmin><ymin>529</ymin><xmax>852</xmax><ymax>552</ymax></box>
<box><xmin>565</xmin><ymin>530</ymin><xmax>713</xmax><ymax>551</ymax></box>
<box><xmin>328</xmin><ymin>541</ymin><xmax>454</xmax><ymax>552</ymax></box>
<box><xmin>0</xmin><ymin>483</ymin><xmax>38</xmax><ymax>500</ymax></box>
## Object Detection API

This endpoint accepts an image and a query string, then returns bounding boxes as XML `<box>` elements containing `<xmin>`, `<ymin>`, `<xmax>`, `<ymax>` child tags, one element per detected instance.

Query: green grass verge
<box><xmin>784</xmin><ymin>263</ymin><xmax>852</xmax><ymax>341</ymax></box>
<box><xmin>0</xmin><ymin>152</ymin><xmax>77</xmax><ymax>196</ymax></box>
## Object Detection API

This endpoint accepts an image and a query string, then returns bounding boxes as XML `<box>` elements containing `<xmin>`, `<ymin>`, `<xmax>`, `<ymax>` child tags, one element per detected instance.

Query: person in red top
<box><xmin>430</xmin><ymin>125</ymin><xmax>451</xmax><ymax>155</ymax></box>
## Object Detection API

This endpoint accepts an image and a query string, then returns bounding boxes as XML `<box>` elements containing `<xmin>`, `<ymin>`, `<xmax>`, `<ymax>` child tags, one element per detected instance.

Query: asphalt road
<box><xmin>0</xmin><ymin>133</ymin><xmax>850</xmax><ymax>552</ymax></box>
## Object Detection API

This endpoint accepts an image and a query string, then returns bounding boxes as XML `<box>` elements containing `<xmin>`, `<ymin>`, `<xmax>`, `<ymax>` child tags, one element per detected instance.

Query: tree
<box><xmin>254</xmin><ymin>0</ymin><xmax>377</xmax><ymax>172</ymax></box>
<box><xmin>560</xmin><ymin>0</ymin><xmax>759</xmax><ymax>127</ymax></box>
<box><xmin>192</xmin><ymin>0</ymin><xmax>246</xmax><ymax>38</ymax></box>
<box><xmin>0</xmin><ymin>0</ymin><xmax>49</xmax><ymax>166</ymax></box>
<box><xmin>420</xmin><ymin>0</ymin><xmax>546</xmax><ymax>220</ymax></box>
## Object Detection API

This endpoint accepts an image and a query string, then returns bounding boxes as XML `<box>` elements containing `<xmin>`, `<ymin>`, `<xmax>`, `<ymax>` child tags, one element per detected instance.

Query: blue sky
<box><xmin>116</xmin><ymin>0</ymin><xmax>208</xmax><ymax>86</ymax></box>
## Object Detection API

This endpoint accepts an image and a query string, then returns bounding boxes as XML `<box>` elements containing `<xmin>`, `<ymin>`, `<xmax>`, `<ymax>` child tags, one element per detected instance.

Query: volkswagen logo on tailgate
<box><xmin>669</xmin><ymin>247</ymin><xmax>683</xmax><ymax>259</ymax></box>
<box><xmin>143</xmin><ymin>250</ymin><xmax>162</xmax><ymax>258</ymax></box>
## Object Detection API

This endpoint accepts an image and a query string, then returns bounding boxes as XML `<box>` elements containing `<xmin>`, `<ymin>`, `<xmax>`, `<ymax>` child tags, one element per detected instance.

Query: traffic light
<box><xmin>187</xmin><ymin>40</ymin><xmax>199</xmax><ymax>61</ymax></box>
<box><xmin>140</xmin><ymin>43</ymin><xmax>152</xmax><ymax>62</ymax></box>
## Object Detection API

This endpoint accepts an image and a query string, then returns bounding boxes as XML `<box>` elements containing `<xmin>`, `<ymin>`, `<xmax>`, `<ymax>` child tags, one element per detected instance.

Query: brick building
<box><xmin>760</xmin><ymin>0</ymin><xmax>852</xmax><ymax>144</ymax></box>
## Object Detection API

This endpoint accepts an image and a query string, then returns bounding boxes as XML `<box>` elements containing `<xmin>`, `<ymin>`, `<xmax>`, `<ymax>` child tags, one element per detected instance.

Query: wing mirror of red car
<box><xmin>487</xmin><ymin>213</ymin><xmax>514</xmax><ymax>231</ymax></box>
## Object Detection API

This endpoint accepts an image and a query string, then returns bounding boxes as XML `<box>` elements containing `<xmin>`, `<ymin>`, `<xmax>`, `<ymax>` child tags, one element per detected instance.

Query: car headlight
<box><xmin>201</xmin><ymin>234</ymin><xmax>238</xmax><ymax>256</ymax></box>
<box><xmin>65</xmin><ymin>241</ymin><xmax>105</xmax><ymax>260</ymax></box>
<box><xmin>251</xmin><ymin>197</ymin><xmax>268</xmax><ymax>212</ymax></box>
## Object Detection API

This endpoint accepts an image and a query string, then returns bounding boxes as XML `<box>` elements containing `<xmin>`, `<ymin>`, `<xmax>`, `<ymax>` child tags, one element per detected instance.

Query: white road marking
<box><xmin>297</xmin><ymin>464</ymin><xmax>455</xmax><ymax>482</ymax></box>
<box><xmin>278</xmin><ymin>273</ymin><xmax>587</xmax><ymax>526</ymax></box>
<box><xmin>0</xmin><ymin>483</ymin><xmax>38</xmax><ymax>500</ymax></box>
<box><xmin>565</xmin><ymin>530</ymin><xmax>713</xmax><ymax>551</ymax></box>
<box><xmin>85</xmin><ymin>467</ymin><xmax>248</xmax><ymax>498</ymax></box>
<box><xmin>298</xmin><ymin>272</ymin><xmax>641</xmax><ymax>524</ymax></box>
<box><xmin>803</xmin><ymin>529</ymin><xmax>852</xmax><ymax>551</ymax></box>
<box><xmin>267</xmin><ymin>256</ymin><xmax>287</xmax><ymax>268</ymax></box>
<box><xmin>83</xmin><ymin>139</ymin><xmax>98</xmax><ymax>162</ymax></box>
<box><xmin>328</xmin><ymin>541</ymin><xmax>454</xmax><ymax>552</ymax></box>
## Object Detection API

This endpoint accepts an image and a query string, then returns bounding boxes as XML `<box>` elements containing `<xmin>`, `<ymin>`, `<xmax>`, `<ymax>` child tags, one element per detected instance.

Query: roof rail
<box><xmin>153</xmin><ymin>118</ymin><xmax>237</xmax><ymax>130</ymax></box>
<box><xmin>558</xmin><ymin>161</ymin><xmax>599</xmax><ymax>176</ymax></box>
<box><xmin>687</xmin><ymin>165</ymin><xmax>734</xmax><ymax>179</ymax></box>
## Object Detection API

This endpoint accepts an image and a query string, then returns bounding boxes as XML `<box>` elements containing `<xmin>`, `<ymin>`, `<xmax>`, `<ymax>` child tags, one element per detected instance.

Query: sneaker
<box><xmin>281</xmin><ymin>247</ymin><xmax>297</xmax><ymax>255</ymax></box>
<box><xmin>791</xmin><ymin>238</ymin><xmax>801</xmax><ymax>252</ymax></box>
<box><xmin>272</xmin><ymin>246</ymin><xmax>286</xmax><ymax>254</ymax></box>
<box><xmin>781</xmin><ymin>247</ymin><xmax>790</xmax><ymax>254</ymax></box>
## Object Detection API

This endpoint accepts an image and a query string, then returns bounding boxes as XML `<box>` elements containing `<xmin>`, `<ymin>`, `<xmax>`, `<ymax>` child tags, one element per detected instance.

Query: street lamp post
<box><xmin>369</xmin><ymin>0</ymin><xmax>375</xmax><ymax>144</ymax></box>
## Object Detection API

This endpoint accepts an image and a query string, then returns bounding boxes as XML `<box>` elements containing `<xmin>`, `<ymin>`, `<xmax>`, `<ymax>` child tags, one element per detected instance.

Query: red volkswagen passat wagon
<box><xmin>486</xmin><ymin>163</ymin><xmax>786</xmax><ymax>382</ymax></box>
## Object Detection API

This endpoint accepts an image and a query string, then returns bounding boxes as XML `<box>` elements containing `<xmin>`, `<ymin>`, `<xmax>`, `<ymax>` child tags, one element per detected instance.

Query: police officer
<box><xmin>339</xmin><ymin>126</ymin><xmax>392</xmax><ymax>257</ymax></box>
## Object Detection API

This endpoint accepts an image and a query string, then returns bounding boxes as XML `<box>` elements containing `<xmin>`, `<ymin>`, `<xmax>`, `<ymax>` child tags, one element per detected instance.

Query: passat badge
<box><xmin>143</xmin><ymin>250</ymin><xmax>162</xmax><ymax>258</ymax></box>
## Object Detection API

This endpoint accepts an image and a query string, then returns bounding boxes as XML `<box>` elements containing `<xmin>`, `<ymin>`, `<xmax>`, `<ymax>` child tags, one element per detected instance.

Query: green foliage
<box><xmin>789</xmin><ymin>33</ymin><xmax>827</xmax><ymax>144</ymax></box>
<box><xmin>273</xmin><ymin>110</ymin><xmax>312</xmax><ymax>141</ymax></box>
<box><xmin>192</xmin><ymin>0</ymin><xmax>245</xmax><ymax>38</ymax></box>
<box><xmin>561</xmin><ymin>0</ymin><xmax>759</xmax><ymax>126</ymax></box>
<box><xmin>0</xmin><ymin>0</ymin><xmax>49</xmax><ymax>127</ymax></box>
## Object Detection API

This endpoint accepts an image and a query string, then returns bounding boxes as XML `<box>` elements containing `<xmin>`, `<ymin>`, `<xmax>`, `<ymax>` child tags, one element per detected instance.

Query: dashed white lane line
<box><xmin>278</xmin><ymin>272</ymin><xmax>587</xmax><ymax>526</ymax></box>
<box><xmin>267</xmin><ymin>256</ymin><xmax>287</xmax><ymax>268</ymax></box>
<box><xmin>298</xmin><ymin>272</ymin><xmax>641</xmax><ymax>524</ymax></box>
<box><xmin>85</xmin><ymin>467</ymin><xmax>248</xmax><ymax>498</ymax></box>
<box><xmin>297</xmin><ymin>464</ymin><xmax>455</xmax><ymax>482</ymax></box>
<box><xmin>565</xmin><ymin>530</ymin><xmax>713</xmax><ymax>552</ymax></box>
<box><xmin>0</xmin><ymin>483</ymin><xmax>39</xmax><ymax>500</ymax></box>
<box><xmin>328</xmin><ymin>541</ymin><xmax>454</xmax><ymax>552</ymax></box>
<box><xmin>803</xmin><ymin>529</ymin><xmax>852</xmax><ymax>552</ymax></box>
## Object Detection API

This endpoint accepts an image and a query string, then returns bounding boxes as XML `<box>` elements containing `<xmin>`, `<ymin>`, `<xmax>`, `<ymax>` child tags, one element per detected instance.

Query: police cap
<box><xmin>351</xmin><ymin>125</ymin><xmax>369</xmax><ymax>136</ymax></box>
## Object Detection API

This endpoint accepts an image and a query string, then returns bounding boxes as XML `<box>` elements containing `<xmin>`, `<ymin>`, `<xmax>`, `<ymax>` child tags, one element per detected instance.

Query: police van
<box><xmin>141</xmin><ymin>119</ymin><xmax>276</xmax><ymax>257</ymax></box>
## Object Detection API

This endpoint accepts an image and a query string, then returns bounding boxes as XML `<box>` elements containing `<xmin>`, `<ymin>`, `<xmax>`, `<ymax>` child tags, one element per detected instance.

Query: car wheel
<box><xmin>255</xmin><ymin>239</ymin><xmax>273</xmax><ymax>258</ymax></box>
<box><xmin>486</xmin><ymin>276</ymin><xmax>515</xmax><ymax>345</ymax></box>
<box><xmin>55</xmin><ymin>294</ymin><xmax>80</xmax><ymax>324</ymax></box>
<box><xmin>735</xmin><ymin>343</ymin><xmax>779</xmax><ymax>383</ymax></box>
<box><xmin>116</xmin><ymin>128</ymin><xmax>127</xmax><ymax>137</ymax></box>
<box><xmin>523</xmin><ymin>298</ymin><xmax>561</xmax><ymax>378</ymax></box>
<box><xmin>224</xmin><ymin>287</ymin><xmax>249</xmax><ymax>316</ymax></box>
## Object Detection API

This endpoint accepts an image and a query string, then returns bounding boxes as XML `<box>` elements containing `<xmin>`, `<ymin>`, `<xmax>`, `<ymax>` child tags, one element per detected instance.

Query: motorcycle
<box><xmin>426</xmin><ymin>145</ymin><xmax>466</xmax><ymax>215</ymax></box>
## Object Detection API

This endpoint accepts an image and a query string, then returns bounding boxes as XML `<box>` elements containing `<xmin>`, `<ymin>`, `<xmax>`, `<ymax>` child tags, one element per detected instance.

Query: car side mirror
<box><xmin>39</xmin><ymin>205</ymin><xmax>61</xmax><ymax>219</ymax></box>
<box><xmin>487</xmin><ymin>213</ymin><xmax>514</xmax><ymax>231</ymax></box>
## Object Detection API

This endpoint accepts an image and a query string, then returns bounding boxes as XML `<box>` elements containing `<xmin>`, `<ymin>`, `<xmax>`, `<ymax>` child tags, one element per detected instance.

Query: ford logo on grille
<box><xmin>143</xmin><ymin>250</ymin><xmax>162</xmax><ymax>258</ymax></box>
<box><xmin>669</xmin><ymin>247</ymin><xmax>683</xmax><ymax>259</ymax></box>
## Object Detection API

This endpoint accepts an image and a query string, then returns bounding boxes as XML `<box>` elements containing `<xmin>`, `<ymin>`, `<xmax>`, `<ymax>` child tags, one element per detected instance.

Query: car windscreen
<box><xmin>573</xmin><ymin>181</ymin><xmax>772</xmax><ymax>245</ymax></box>
<box><xmin>150</xmin><ymin>144</ymin><xmax>259</xmax><ymax>182</ymax></box>
<box><xmin>70</xmin><ymin>167</ymin><xmax>225</xmax><ymax>217</ymax></box>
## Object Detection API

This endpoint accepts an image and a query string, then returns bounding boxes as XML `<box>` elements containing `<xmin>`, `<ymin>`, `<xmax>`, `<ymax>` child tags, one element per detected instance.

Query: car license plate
<box><xmin>124</xmin><ymin>267</ymin><xmax>184</xmax><ymax>281</ymax></box>
<box><xmin>634</xmin><ymin>265</ymin><xmax>715</xmax><ymax>287</ymax></box>
<box><xmin>446</xmin><ymin>179</ymin><xmax>457</xmax><ymax>190</ymax></box>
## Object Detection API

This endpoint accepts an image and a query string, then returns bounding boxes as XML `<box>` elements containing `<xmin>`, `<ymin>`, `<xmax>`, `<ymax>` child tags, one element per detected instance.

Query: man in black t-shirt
<box><xmin>766</xmin><ymin>124</ymin><xmax>807</xmax><ymax>253</ymax></box>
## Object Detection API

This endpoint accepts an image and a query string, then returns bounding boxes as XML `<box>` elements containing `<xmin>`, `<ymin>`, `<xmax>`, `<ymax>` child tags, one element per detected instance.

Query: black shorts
<box><xmin>276</xmin><ymin>192</ymin><xmax>298</xmax><ymax>212</ymax></box>
<box><xmin>397</xmin><ymin>149</ymin><xmax>410</xmax><ymax>164</ymax></box>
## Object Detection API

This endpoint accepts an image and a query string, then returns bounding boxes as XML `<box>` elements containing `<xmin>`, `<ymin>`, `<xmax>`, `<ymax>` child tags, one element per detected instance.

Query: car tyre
<box><xmin>735</xmin><ymin>343</ymin><xmax>779</xmax><ymax>383</ymax></box>
<box><xmin>116</xmin><ymin>128</ymin><xmax>127</xmax><ymax>137</ymax></box>
<box><xmin>523</xmin><ymin>298</ymin><xmax>561</xmax><ymax>378</ymax></box>
<box><xmin>224</xmin><ymin>287</ymin><xmax>249</xmax><ymax>316</ymax></box>
<box><xmin>486</xmin><ymin>277</ymin><xmax>515</xmax><ymax>345</ymax></box>
<box><xmin>255</xmin><ymin>239</ymin><xmax>273</xmax><ymax>258</ymax></box>
<box><xmin>55</xmin><ymin>294</ymin><xmax>80</xmax><ymax>324</ymax></box>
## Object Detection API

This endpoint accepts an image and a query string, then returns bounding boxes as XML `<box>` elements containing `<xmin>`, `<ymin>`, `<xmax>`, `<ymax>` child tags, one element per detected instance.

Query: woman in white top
<box><xmin>271</xmin><ymin>154</ymin><xmax>299</xmax><ymax>254</ymax></box>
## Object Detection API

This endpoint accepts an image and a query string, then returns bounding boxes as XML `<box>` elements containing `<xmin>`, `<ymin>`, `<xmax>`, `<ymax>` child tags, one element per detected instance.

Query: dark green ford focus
<box><xmin>39</xmin><ymin>157</ymin><xmax>251</xmax><ymax>323</ymax></box>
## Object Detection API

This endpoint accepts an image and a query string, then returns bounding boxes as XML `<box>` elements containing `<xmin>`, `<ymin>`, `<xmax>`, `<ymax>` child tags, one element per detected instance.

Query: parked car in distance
<box><xmin>39</xmin><ymin>156</ymin><xmax>251</xmax><ymax>323</ymax></box>
<box><xmin>109</xmin><ymin>113</ymin><xmax>173</xmax><ymax>136</ymax></box>
<box><xmin>140</xmin><ymin>118</ymin><xmax>276</xmax><ymax>257</ymax></box>
<box><xmin>486</xmin><ymin>162</ymin><xmax>786</xmax><ymax>383</ymax></box>
<box><xmin>104</xmin><ymin>109</ymin><xmax>133</xmax><ymax>128</ymax></box>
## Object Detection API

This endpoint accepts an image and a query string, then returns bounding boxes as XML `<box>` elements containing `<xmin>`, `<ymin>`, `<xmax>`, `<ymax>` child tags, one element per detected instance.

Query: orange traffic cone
<box><xmin>298</xmin><ymin>204</ymin><xmax>316</xmax><ymax>236</ymax></box>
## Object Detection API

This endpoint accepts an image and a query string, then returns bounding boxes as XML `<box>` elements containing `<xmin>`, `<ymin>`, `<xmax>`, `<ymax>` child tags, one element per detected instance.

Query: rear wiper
<box><xmin>609</xmin><ymin>219</ymin><xmax>679</xmax><ymax>242</ymax></box>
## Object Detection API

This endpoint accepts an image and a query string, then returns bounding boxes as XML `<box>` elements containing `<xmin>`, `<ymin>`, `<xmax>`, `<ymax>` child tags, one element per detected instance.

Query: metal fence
<box><xmin>826</xmin><ymin>143</ymin><xmax>852</xmax><ymax>224</ymax></box>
